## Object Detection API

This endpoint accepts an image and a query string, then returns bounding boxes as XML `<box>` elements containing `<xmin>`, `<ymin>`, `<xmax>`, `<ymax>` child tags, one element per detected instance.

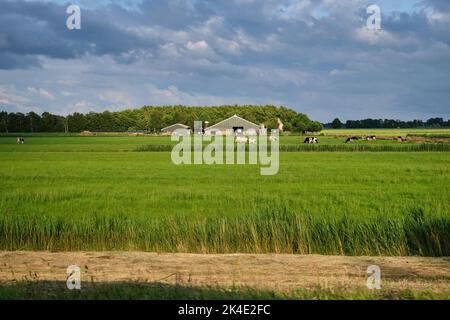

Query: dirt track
<box><xmin>1</xmin><ymin>252</ymin><xmax>449</xmax><ymax>292</ymax></box>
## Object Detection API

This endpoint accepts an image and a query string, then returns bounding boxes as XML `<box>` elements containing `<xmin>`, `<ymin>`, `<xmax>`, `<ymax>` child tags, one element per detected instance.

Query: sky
<box><xmin>0</xmin><ymin>0</ymin><xmax>449</xmax><ymax>122</ymax></box>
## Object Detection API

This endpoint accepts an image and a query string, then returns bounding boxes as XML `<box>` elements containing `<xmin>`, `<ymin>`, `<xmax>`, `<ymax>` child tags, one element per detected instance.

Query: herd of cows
<box><xmin>303</xmin><ymin>135</ymin><xmax>377</xmax><ymax>144</ymax></box>
<box><xmin>304</xmin><ymin>135</ymin><xmax>409</xmax><ymax>144</ymax></box>
<box><xmin>14</xmin><ymin>135</ymin><xmax>410</xmax><ymax>145</ymax></box>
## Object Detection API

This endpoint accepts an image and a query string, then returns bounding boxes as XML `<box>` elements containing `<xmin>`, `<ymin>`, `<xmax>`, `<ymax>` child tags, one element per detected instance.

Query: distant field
<box><xmin>0</xmin><ymin>135</ymin><xmax>170</xmax><ymax>152</ymax></box>
<box><xmin>322</xmin><ymin>128</ymin><xmax>450</xmax><ymax>136</ymax></box>
<box><xmin>1</xmin><ymin>133</ymin><xmax>449</xmax><ymax>153</ymax></box>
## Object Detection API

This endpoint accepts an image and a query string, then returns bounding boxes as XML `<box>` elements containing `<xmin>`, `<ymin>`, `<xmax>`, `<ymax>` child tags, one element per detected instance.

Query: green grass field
<box><xmin>1</xmin><ymin>134</ymin><xmax>449</xmax><ymax>153</ymax></box>
<box><xmin>322</xmin><ymin>128</ymin><xmax>450</xmax><ymax>136</ymax></box>
<box><xmin>0</xmin><ymin>134</ymin><xmax>449</xmax><ymax>255</ymax></box>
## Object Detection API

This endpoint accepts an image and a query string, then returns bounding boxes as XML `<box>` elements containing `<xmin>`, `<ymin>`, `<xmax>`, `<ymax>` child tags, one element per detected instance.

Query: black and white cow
<box><xmin>304</xmin><ymin>137</ymin><xmax>319</xmax><ymax>144</ymax></box>
<box><xmin>16</xmin><ymin>137</ymin><xmax>25</xmax><ymax>144</ymax></box>
<box><xmin>345</xmin><ymin>136</ymin><xmax>358</xmax><ymax>143</ymax></box>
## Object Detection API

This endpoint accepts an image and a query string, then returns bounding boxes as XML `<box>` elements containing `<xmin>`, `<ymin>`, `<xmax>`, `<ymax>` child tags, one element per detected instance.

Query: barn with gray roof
<box><xmin>205</xmin><ymin>115</ymin><xmax>260</xmax><ymax>135</ymax></box>
<box><xmin>161</xmin><ymin>123</ymin><xmax>190</xmax><ymax>135</ymax></box>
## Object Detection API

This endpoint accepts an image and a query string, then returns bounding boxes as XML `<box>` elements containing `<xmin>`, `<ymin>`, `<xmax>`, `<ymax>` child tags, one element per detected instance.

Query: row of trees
<box><xmin>0</xmin><ymin>111</ymin><xmax>67</xmax><ymax>133</ymax></box>
<box><xmin>327</xmin><ymin>118</ymin><xmax>450</xmax><ymax>129</ymax></box>
<box><xmin>0</xmin><ymin>105</ymin><xmax>323</xmax><ymax>133</ymax></box>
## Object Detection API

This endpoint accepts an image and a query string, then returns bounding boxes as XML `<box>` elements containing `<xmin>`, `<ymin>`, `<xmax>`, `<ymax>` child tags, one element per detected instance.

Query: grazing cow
<box><xmin>345</xmin><ymin>136</ymin><xmax>358</xmax><ymax>143</ymax></box>
<box><xmin>16</xmin><ymin>137</ymin><xmax>25</xmax><ymax>144</ymax></box>
<box><xmin>304</xmin><ymin>137</ymin><xmax>318</xmax><ymax>144</ymax></box>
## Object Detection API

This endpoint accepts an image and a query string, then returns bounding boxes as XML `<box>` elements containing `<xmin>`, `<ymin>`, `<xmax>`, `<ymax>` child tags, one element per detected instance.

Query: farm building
<box><xmin>205</xmin><ymin>115</ymin><xmax>260</xmax><ymax>135</ymax></box>
<box><xmin>161</xmin><ymin>123</ymin><xmax>190</xmax><ymax>135</ymax></box>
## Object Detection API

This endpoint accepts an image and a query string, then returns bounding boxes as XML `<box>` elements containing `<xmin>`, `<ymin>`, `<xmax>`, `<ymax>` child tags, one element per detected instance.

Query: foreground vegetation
<box><xmin>2</xmin><ymin>207</ymin><xmax>448</xmax><ymax>256</ymax></box>
<box><xmin>1</xmin><ymin>281</ymin><xmax>448</xmax><ymax>300</ymax></box>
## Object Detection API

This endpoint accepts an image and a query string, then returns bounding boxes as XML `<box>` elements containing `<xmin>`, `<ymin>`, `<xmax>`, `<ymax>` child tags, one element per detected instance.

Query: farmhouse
<box><xmin>205</xmin><ymin>115</ymin><xmax>260</xmax><ymax>136</ymax></box>
<box><xmin>161</xmin><ymin>123</ymin><xmax>190</xmax><ymax>135</ymax></box>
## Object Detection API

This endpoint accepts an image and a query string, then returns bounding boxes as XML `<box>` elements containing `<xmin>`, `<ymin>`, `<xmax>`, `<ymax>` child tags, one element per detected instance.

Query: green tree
<box><xmin>27</xmin><ymin>112</ymin><xmax>41</xmax><ymax>132</ymax></box>
<box><xmin>331</xmin><ymin>118</ymin><xmax>342</xmax><ymax>129</ymax></box>
<box><xmin>67</xmin><ymin>112</ymin><xmax>87</xmax><ymax>132</ymax></box>
<box><xmin>264</xmin><ymin>118</ymin><xmax>279</xmax><ymax>130</ymax></box>
<box><xmin>41</xmin><ymin>112</ymin><xmax>65</xmax><ymax>132</ymax></box>
<box><xmin>307</xmin><ymin>121</ymin><xmax>323</xmax><ymax>133</ymax></box>
<box><xmin>0</xmin><ymin>111</ymin><xmax>8</xmax><ymax>133</ymax></box>
<box><xmin>148</xmin><ymin>108</ymin><xmax>164</xmax><ymax>132</ymax></box>
<box><xmin>7</xmin><ymin>113</ymin><xmax>26</xmax><ymax>132</ymax></box>
<box><xmin>291</xmin><ymin>113</ymin><xmax>311</xmax><ymax>133</ymax></box>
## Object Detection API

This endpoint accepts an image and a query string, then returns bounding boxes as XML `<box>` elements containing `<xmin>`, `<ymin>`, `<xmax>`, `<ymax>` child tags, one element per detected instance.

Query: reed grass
<box><xmin>407</xmin><ymin>133</ymin><xmax>450</xmax><ymax>138</ymax></box>
<box><xmin>135</xmin><ymin>143</ymin><xmax>450</xmax><ymax>152</ymax></box>
<box><xmin>1</xmin><ymin>208</ymin><xmax>448</xmax><ymax>256</ymax></box>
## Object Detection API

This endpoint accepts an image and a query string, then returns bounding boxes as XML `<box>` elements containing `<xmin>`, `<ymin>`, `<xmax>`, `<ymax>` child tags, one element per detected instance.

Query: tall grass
<box><xmin>280</xmin><ymin>143</ymin><xmax>450</xmax><ymax>152</ymax></box>
<box><xmin>135</xmin><ymin>143</ymin><xmax>450</xmax><ymax>152</ymax></box>
<box><xmin>1</xmin><ymin>208</ymin><xmax>448</xmax><ymax>256</ymax></box>
<box><xmin>407</xmin><ymin>133</ymin><xmax>450</xmax><ymax>138</ymax></box>
<box><xmin>135</xmin><ymin>144</ymin><xmax>173</xmax><ymax>151</ymax></box>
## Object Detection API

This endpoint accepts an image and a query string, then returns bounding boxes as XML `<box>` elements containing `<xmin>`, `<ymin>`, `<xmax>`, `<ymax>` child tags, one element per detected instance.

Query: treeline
<box><xmin>326</xmin><ymin>117</ymin><xmax>450</xmax><ymax>129</ymax></box>
<box><xmin>0</xmin><ymin>105</ymin><xmax>323</xmax><ymax>133</ymax></box>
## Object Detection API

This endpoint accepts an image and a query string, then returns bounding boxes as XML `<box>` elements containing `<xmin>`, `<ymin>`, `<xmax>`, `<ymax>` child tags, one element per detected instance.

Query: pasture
<box><xmin>322</xmin><ymin>128</ymin><xmax>450</xmax><ymax>136</ymax></box>
<box><xmin>1</xmin><ymin>132</ymin><xmax>450</xmax><ymax>153</ymax></box>
<box><xmin>0</xmin><ymin>134</ymin><xmax>449</xmax><ymax>256</ymax></box>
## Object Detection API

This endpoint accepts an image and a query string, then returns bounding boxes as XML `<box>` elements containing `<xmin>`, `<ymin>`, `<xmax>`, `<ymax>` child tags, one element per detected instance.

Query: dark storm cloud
<box><xmin>0</xmin><ymin>0</ymin><xmax>157</xmax><ymax>68</ymax></box>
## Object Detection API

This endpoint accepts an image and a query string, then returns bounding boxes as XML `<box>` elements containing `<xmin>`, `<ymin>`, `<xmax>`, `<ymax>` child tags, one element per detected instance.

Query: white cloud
<box><xmin>329</xmin><ymin>69</ymin><xmax>354</xmax><ymax>77</ymax></box>
<box><xmin>0</xmin><ymin>86</ymin><xmax>29</xmax><ymax>105</ymax></box>
<box><xmin>215</xmin><ymin>38</ymin><xmax>241</xmax><ymax>55</ymax></box>
<box><xmin>145</xmin><ymin>84</ymin><xmax>281</xmax><ymax>106</ymax></box>
<box><xmin>354</xmin><ymin>28</ymin><xmax>395</xmax><ymax>45</ymax></box>
<box><xmin>59</xmin><ymin>100</ymin><xmax>98</xmax><ymax>116</ymax></box>
<box><xmin>234</xmin><ymin>29</ymin><xmax>269</xmax><ymax>52</ymax></box>
<box><xmin>426</xmin><ymin>11</ymin><xmax>450</xmax><ymax>24</ymax></box>
<box><xmin>99</xmin><ymin>91</ymin><xmax>134</xmax><ymax>106</ymax></box>
<box><xmin>0</xmin><ymin>85</ymin><xmax>43</xmax><ymax>113</ymax></box>
<box><xmin>27</xmin><ymin>87</ymin><xmax>55</xmax><ymax>100</ymax></box>
<box><xmin>186</xmin><ymin>40</ymin><xmax>209</xmax><ymax>51</ymax></box>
